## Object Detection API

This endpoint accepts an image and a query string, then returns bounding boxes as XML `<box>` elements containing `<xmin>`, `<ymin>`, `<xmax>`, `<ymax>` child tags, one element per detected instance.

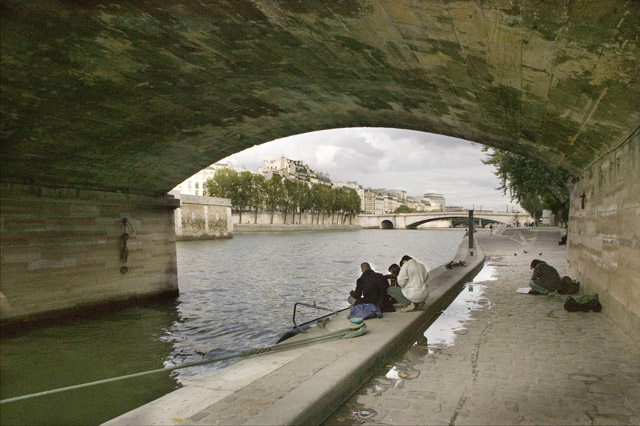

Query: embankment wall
<box><xmin>0</xmin><ymin>184</ymin><xmax>179</xmax><ymax>326</ymax></box>
<box><xmin>568</xmin><ymin>129</ymin><xmax>640</xmax><ymax>337</ymax></box>
<box><xmin>172</xmin><ymin>193</ymin><xmax>233</xmax><ymax>240</ymax></box>
<box><xmin>233</xmin><ymin>211</ymin><xmax>360</xmax><ymax>231</ymax></box>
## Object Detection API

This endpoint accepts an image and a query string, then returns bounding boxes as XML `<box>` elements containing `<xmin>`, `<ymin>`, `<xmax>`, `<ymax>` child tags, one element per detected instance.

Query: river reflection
<box><xmin>0</xmin><ymin>303</ymin><xmax>179</xmax><ymax>425</ymax></box>
<box><xmin>0</xmin><ymin>229</ymin><xmax>464</xmax><ymax>425</ymax></box>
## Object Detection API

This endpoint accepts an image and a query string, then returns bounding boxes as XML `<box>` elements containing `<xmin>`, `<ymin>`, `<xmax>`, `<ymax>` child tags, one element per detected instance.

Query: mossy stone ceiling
<box><xmin>1</xmin><ymin>0</ymin><xmax>639</xmax><ymax>196</ymax></box>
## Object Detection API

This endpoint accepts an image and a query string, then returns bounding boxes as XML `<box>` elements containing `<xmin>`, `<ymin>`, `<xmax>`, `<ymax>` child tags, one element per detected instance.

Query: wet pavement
<box><xmin>325</xmin><ymin>228</ymin><xmax>640</xmax><ymax>426</ymax></box>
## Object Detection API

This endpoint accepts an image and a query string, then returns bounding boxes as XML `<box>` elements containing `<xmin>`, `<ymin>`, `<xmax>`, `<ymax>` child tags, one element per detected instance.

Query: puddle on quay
<box><xmin>323</xmin><ymin>262</ymin><xmax>496</xmax><ymax>426</ymax></box>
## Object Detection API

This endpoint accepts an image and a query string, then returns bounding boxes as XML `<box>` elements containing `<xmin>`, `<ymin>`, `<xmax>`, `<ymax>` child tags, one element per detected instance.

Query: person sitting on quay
<box><xmin>385</xmin><ymin>263</ymin><xmax>400</xmax><ymax>287</ymax></box>
<box><xmin>381</xmin><ymin>263</ymin><xmax>401</xmax><ymax>311</ymax></box>
<box><xmin>349</xmin><ymin>262</ymin><xmax>389</xmax><ymax>313</ymax></box>
<box><xmin>388</xmin><ymin>255</ymin><xmax>429</xmax><ymax>312</ymax></box>
<box><xmin>528</xmin><ymin>259</ymin><xmax>562</xmax><ymax>295</ymax></box>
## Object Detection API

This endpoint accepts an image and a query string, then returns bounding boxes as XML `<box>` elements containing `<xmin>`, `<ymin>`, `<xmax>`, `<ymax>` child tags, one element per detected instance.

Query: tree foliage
<box><xmin>205</xmin><ymin>168</ymin><xmax>240</xmax><ymax>206</ymax></box>
<box><xmin>205</xmin><ymin>171</ymin><xmax>361</xmax><ymax>224</ymax></box>
<box><xmin>283</xmin><ymin>179</ymin><xmax>300</xmax><ymax>223</ymax></box>
<box><xmin>264</xmin><ymin>176</ymin><xmax>285</xmax><ymax>223</ymax></box>
<box><xmin>343</xmin><ymin>188</ymin><xmax>362</xmax><ymax>223</ymax></box>
<box><xmin>482</xmin><ymin>148</ymin><xmax>570</xmax><ymax>222</ymax></box>
<box><xmin>394</xmin><ymin>205</ymin><xmax>417</xmax><ymax>214</ymax></box>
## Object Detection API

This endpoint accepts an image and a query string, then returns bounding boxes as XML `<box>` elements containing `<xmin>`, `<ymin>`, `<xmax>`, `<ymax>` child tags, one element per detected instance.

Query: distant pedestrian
<box><xmin>387</xmin><ymin>255</ymin><xmax>429</xmax><ymax>312</ymax></box>
<box><xmin>489</xmin><ymin>224</ymin><xmax>493</xmax><ymax>235</ymax></box>
<box><xmin>528</xmin><ymin>259</ymin><xmax>562</xmax><ymax>295</ymax></box>
<box><xmin>559</xmin><ymin>226</ymin><xmax>568</xmax><ymax>245</ymax></box>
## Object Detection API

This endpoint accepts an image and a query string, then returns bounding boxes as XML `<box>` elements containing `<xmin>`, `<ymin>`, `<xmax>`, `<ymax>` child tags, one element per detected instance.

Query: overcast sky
<box><xmin>221</xmin><ymin>128</ymin><xmax>520</xmax><ymax>212</ymax></box>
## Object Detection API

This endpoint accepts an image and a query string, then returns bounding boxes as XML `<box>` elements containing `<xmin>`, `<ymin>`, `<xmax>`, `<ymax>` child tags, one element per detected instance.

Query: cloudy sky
<box><xmin>221</xmin><ymin>128</ymin><xmax>520</xmax><ymax>212</ymax></box>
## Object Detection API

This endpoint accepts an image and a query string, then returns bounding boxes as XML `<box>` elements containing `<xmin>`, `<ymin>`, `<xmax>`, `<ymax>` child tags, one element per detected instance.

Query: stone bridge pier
<box><xmin>1</xmin><ymin>1</ymin><xmax>639</xmax><ymax>336</ymax></box>
<box><xmin>0</xmin><ymin>184</ymin><xmax>181</xmax><ymax>325</ymax></box>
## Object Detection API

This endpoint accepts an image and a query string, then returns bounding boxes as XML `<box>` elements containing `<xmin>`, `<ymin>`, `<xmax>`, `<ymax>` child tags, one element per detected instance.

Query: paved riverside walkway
<box><xmin>325</xmin><ymin>228</ymin><xmax>640</xmax><ymax>426</ymax></box>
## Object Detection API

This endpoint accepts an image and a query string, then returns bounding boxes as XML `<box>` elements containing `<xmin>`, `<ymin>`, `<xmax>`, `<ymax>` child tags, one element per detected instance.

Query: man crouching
<box><xmin>388</xmin><ymin>255</ymin><xmax>430</xmax><ymax>312</ymax></box>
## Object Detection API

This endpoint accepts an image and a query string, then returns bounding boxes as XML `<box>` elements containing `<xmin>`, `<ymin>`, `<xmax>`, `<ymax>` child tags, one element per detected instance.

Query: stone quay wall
<box><xmin>568</xmin><ymin>129</ymin><xmax>640</xmax><ymax>337</ymax></box>
<box><xmin>0</xmin><ymin>184</ymin><xmax>180</xmax><ymax>326</ymax></box>
<box><xmin>233</xmin><ymin>210</ymin><xmax>360</xmax><ymax>231</ymax></box>
<box><xmin>172</xmin><ymin>193</ymin><xmax>232</xmax><ymax>240</ymax></box>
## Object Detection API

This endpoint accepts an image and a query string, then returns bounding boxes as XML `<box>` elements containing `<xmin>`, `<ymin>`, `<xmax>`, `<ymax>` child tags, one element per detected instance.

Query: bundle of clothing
<box><xmin>564</xmin><ymin>293</ymin><xmax>602</xmax><ymax>312</ymax></box>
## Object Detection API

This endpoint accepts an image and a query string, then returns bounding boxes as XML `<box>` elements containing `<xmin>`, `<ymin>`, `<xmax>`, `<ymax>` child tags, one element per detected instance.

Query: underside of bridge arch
<box><xmin>450</xmin><ymin>218</ymin><xmax>507</xmax><ymax>228</ymax></box>
<box><xmin>406</xmin><ymin>218</ymin><xmax>447</xmax><ymax>229</ymax></box>
<box><xmin>1</xmin><ymin>1</ymin><xmax>639</xmax><ymax>334</ymax></box>
<box><xmin>380</xmin><ymin>220</ymin><xmax>394</xmax><ymax>229</ymax></box>
<box><xmin>408</xmin><ymin>216</ymin><xmax>510</xmax><ymax>229</ymax></box>
<box><xmin>2</xmin><ymin>0</ymin><xmax>639</xmax><ymax>194</ymax></box>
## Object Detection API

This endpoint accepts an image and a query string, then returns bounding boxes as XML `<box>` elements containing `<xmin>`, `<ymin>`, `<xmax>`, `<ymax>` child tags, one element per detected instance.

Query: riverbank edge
<box><xmin>249</xmin><ymin>239</ymin><xmax>485</xmax><ymax>426</ymax></box>
<box><xmin>234</xmin><ymin>223</ymin><xmax>362</xmax><ymax>232</ymax></box>
<box><xmin>104</xmin><ymin>237</ymin><xmax>484</xmax><ymax>426</ymax></box>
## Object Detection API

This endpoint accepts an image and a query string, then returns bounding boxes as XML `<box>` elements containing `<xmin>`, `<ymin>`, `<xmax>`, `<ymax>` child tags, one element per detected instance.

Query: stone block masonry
<box><xmin>171</xmin><ymin>193</ymin><xmax>233</xmax><ymax>240</ymax></box>
<box><xmin>234</xmin><ymin>211</ymin><xmax>359</xmax><ymax>228</ymax></box>
<box><xmin>0</xmin><ymin>184</ymin><xmax>180</xmax><ymax>326</ymax></box>
<box><xmin>568</xmin><ymin>128</ymin><xmax>640</xmax><ymax>338</ymax></box>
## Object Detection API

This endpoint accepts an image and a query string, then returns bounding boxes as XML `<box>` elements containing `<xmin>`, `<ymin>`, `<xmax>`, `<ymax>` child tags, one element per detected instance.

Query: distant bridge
<box><xmin>359</xmin><ymin>211</ymin><xmax>532</xmax><ymax>229</ymax></box>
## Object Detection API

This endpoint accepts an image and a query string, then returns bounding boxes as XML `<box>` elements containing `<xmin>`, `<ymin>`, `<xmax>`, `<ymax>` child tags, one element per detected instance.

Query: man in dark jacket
<box><xmin>350</xmin><ymin>262</ymin><xmax>389</xmax><ymax>310</ymax></box>
<box><xmin>529</xmin><ymin>259</ymin><xmax>562</xmax><ymax>295</ymax></box>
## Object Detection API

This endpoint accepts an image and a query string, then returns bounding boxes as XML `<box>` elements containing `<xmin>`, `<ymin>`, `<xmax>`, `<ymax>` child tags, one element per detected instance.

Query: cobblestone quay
<box><xmin>327</xmin><ymin>228</ymin><xmax>640</xmax><ymax>426</ymax></box>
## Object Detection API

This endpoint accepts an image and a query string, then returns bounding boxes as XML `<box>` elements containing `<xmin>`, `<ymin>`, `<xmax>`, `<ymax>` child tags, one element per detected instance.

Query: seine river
<box><xmin>0</xmin><ymin>229</ymin><xmax>465</xmax><ymax>425</ymax></box>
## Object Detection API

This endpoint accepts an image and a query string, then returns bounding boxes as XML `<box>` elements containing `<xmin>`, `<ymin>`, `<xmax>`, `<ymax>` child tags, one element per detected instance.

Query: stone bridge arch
<box><xmin>380</xmin><ymin>220</ymin><xmax>395</xmax><ymax>229</ymax></box>
<box><xmin>1</xmin><ymin>1</ymin><xmax>639</xmax><ymax>334</ymax></box>
<box><xmin>405</xmin><ymin>214</ymin><xmax>514</xmax><ymax>229</ymax></box>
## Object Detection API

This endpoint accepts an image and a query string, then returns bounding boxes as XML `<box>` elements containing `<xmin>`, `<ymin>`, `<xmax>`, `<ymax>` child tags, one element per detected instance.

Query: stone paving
<box><xmin>325</xmin><ymin>228</ymin><xmax>640</xmax><ymax>425</ymax></box>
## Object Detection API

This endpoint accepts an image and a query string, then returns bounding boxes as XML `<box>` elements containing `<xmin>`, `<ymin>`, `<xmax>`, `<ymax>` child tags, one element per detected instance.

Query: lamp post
<box><xmin>468</xmin><ymin>209</ymin><xmax>474</xmax><ymax>251</ymax></box>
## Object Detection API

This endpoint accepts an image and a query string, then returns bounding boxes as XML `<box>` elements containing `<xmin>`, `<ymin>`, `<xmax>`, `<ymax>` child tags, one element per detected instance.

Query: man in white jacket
<box><xmin>388</xmin><ymin>255</ymin><xmax>429</xmax><ymax>312</ymax></box>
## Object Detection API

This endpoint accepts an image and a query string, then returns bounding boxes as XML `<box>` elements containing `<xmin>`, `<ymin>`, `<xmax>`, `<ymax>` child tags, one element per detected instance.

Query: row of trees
<box><xmin>482</xmin><ymin>147</ymin><xmax>570</xmax><ymax>223</ymax></box>
<box><xmin>205</xmin><ymin>169</ymin><xmax>361</xmax><ymax>224</ymax></box>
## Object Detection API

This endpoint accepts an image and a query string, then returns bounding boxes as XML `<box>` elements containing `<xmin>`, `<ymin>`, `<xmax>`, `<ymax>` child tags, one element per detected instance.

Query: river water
<box><xmin>0</xmin><ymin>229</ymin><xmax>465</xmax><ymax>425</ymax></box>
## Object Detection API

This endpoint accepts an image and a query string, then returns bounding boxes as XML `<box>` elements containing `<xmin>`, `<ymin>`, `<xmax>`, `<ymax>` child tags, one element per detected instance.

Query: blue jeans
<box><xmin>529</xmin><ymin>280</ymin><xmax>551</xmax><ymax>294</ymax></box>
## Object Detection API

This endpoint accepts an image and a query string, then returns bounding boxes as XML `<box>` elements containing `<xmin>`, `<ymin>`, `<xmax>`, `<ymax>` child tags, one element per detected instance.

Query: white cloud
<box><xmin>223</xmin><ymin>128</ymin><xmax>521</xmax><ymax>212</ymax></box>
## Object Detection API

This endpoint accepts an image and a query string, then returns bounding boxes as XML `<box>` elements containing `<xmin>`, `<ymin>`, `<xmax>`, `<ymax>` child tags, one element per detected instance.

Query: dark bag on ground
<box><xmin>564</xmin><ymin>293</ymin><xmax>602</xmax><ymax>312</ymax></box>
<box><xmin>348</xmin><ymin>303</ymin><xmax>382</xmax><ymax>320</ymax></box>
<box><xmin>558</xmin><ymin>276</ymin><xmax>580</xmax><ymax>294</ymax></box>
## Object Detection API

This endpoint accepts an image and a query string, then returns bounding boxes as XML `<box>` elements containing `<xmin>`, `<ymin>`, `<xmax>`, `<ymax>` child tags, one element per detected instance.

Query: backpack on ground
<box><xmin>564</xmin><ymin>293</ymin><xmax>602</xmax><ymax>312</ymax></box>
<box><xmin>558</xmin><ymin>276</ymin><xmax>580</xmax><ymax>294</ymax></box>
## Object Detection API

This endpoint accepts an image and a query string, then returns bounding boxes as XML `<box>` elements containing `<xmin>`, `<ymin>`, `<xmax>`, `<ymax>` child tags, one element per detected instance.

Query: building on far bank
<box><xmin>171</xmin><ymin>162</ymin><xmax>253</xmax><ymax>196</ymax></box>
<box><xmin>384</xmin><ymin>196</ymin><xmax>400</xmax><ymax>214</ymax></box>
<box><xmin>363</xmin><ymin>191</ymin><xmax>384</xmax><ymax>215</ymax></box>
<box><xmin>258</xmin><ymin>156</ymin><xmax>332</xmax><ymax>186</ymax></box>
<box><xmin>423</xmin><ymin>192</ymin><xmax>446</xmax><ymax>211</ymax></box>
<box><xmin>363</xmin><ymin>191</ymin><xmax>375</xmax><ymax>215</ymax></box>
<box><xmin>375</xmin><ymin>194</ymin><xmax>384</xmax><ymax>215</ymax></box>
<box><xmin>172</xmin><ymin>156</ymin><xmax>447</xmax><ymax>216</ymax></box>
<box><xmin>257</xmin><ymin>156</ymin><xmax>297</xmax><ymax>180</ymax></box>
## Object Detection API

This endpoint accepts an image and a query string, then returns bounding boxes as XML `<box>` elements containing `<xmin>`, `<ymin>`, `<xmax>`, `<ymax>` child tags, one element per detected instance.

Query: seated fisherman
<box><xmin>529</xmin><ymin>259</ymin><xmax>562</xmax><ymax>295</ymax></box>
<box><xmin>349</xmin><ymin>262</ymin><xmax>389</xmax><ymax>311</ymax></box>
